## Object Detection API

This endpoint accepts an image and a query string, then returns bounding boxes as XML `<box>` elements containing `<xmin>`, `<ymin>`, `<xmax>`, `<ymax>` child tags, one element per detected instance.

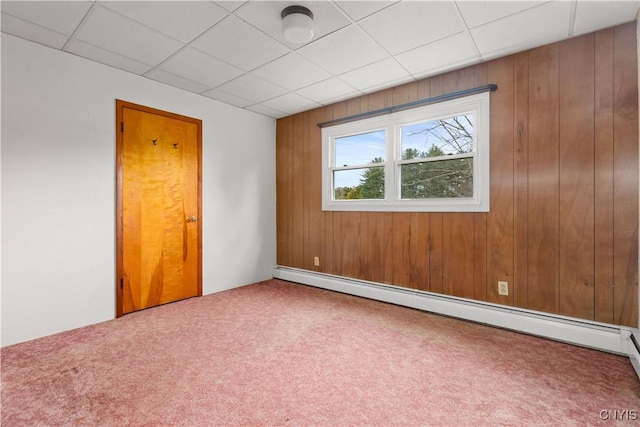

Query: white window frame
<box><xmin>322</xmin><ymin>92</ymin><xmax>490</xmax><ymax>212</ymax></box>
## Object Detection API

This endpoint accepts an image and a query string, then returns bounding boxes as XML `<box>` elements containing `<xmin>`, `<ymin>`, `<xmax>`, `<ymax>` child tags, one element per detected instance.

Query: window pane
<box><xmin>335</xmin><ymin>130</ymin><xmax>385</xmax><ymax>166</ymax></box>
<box><xmin>401</xmin><ymin>114</ymin><xmax>474</xmax><ymax>160</ymax></box>
<box><xmin>333</xmin><ymin>167</ymin><xmax>385</xmax><ymax>200</ymax></box>
<box><xmin>401</xmin><ymin>158</ymin><xmax>473</xmax><ymax>199</ymax></box>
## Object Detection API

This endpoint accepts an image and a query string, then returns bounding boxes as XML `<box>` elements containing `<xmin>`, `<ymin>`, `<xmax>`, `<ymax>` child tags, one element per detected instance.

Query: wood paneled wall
<box><xmin>276</xmin><ymin>23</ymin><xmax>639</xmax><ymax>326</ymax></box>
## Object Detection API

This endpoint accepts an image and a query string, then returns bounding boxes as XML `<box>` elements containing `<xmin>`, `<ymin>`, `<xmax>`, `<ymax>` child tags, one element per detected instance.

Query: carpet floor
<box><xmin>2</xmin><ymin>279</ymin><xmax>639</xmax><ymax>426</ymax></box>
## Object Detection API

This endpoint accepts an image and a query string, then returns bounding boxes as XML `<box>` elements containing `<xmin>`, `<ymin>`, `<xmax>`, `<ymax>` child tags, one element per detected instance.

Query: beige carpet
<box><xmin>2</xmin><ymin>279</ymin><xmax>639</xmax><ymax>426</ymax></box>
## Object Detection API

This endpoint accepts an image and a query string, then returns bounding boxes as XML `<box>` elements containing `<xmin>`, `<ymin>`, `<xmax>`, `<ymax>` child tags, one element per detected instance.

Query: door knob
<box><xmin>188</xmin><ymin>216</ymin><xmax>198</xmax><ymax>222</ymax></box>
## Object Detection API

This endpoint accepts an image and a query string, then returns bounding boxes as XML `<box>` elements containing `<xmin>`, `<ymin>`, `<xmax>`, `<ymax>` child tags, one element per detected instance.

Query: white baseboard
<box><xmin>274</xmin><ymin>266</ymin><xmax>637</xmax><ymax>358</ymax></box>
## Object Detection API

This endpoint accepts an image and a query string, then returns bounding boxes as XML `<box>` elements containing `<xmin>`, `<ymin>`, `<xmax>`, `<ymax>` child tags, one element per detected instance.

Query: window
<box><xmin>322</xmin><ymin>92</ymin><xmax>490</xmax><ymax>212</ymax></box>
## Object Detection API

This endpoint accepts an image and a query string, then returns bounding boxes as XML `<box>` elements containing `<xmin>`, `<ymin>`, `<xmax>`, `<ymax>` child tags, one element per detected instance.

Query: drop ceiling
<box><xmin>2</xmin><ymin>1</ymin><xmax>639</xmax><ymax>119</ymax></box>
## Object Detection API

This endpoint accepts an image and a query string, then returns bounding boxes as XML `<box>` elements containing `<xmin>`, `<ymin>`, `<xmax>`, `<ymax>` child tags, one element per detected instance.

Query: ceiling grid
<box><xmin>1</xmin><ymin>0</ymin><xmax>638</xmax><ymax>118</ymax></box>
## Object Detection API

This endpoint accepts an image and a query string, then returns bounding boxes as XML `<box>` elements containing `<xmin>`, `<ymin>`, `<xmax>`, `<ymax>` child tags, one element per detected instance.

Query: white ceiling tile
<box><xmin>74</xmin><ymin>5</ymin><xmax>183</xmax><ymax>66</ymax></box>
<box><xmin>334</xmin><ymin>1</ymin><xmax>398</xmax><ymax>21</ymax></box>
<box><xmin>65</xmin><ymin>39</ymin><xmax>152</xmax><ymax>75</ymax></box>
<box><xmin>470</xmin><ymin>1</ymin><xmax>573</xmax><ymax>60</ymax></box>
<box><xmin>100</xmin><ymin>1</ymin><xmax>228</xmax><ymax>44</ymax></box>
<box><xmin>1</xmin><ymin>13</ymin><xmax>69</xmax><ymax>49</ymax></box>
<box><xmin>455</xmin><ymin>1</ymin><xmax>547</xmax><ymax>29</ymax></box>
<box><xmin>298</xmin><ymin>25</ymin><xmax>388</xmax><ymax>75</ymax></box>
<box><xmin>3</xmin><ymin>0</ymin><xmax>638</xmax><ymax>118</ymax></box>
<box><xmin>158</xmin><ymin>47</ymin><xmax>244</xmax><ymax>88</ymax></box>
<box><xmin>252</xmin><ymin>53</ymin><xmax>332</xmax><ymax>91</ymax></box>
<box><xmin>296</xmin><ymin>77</ymin><xmax>362</xmax><ymax>104</ymax></box>
<box><xmin>573</xmin><ymin>1</ymin><xmax>640</xmax><ymax>36</ymax></box>
<box><xmin>396</xmin><ymin>32</ymin><xmax>480</xmax><ymax>78</ymax></box>
<box><xmin>1</xmin><ymin>1</ymin><xmax>92</xmax><ymax>35</ymax></box>
<box><xmin>216</xmin><ymin>73</ymin><xmax>288</xmax><ymax>103</ymax></box>
<box><xmin>339</xmin><ymin>58</ymin><xmax>413</xmax><ymax>93</ymax></box>
<box><xmin>216</xmin><ymin>1</ymin><xmax>248</xmax><ymax>13</ymax></box>
<box><xmin>359</xmin><ymin>1</ymin><xmax>466</xmax><ymax>55</ymax></box>
<box><xmin>201</xmin><ymin>88</ymin><xmax>254</xmax><ymax>108</ymax></box>
<box><xmin>235</xmin><ymin>1</ymin><xmax>351</xmax><ymax>49</ymax></box>
<box><xmin>261</xmin><ymin>92</ymin><xmax>320</xmax><ymax>115</ymax></box>
<box><xmin>144</xmin><ymin>69</ymin><xmax>211</xmax><ymax>94</ymax></box>
<box><xmin>245</xmin><ymin>103</ymin><xmax>287</xmax><ymax>119</ymax></box>
<box><xmin>192</xmin><ymin>15</ymin><xmax>289</xmax><ymax>71</ymax></box>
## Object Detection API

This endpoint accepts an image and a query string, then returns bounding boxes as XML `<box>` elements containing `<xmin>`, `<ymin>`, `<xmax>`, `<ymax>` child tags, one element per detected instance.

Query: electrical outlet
<box><xmin>314</xmin><ymin>256</ymin><xmax>320</xmax><ymax>266</ymax></box>
<box><xmin>498</xmin><ymin>281</ymin><xmax>509</xmax><ymax>296</ymax></box>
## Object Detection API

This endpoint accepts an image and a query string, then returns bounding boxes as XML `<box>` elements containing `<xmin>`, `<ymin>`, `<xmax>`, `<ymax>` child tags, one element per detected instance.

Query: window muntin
<box><xmin>322</xmin><ymin>92</ymin><xmax>490</xmax><ymax>212</ymax></box>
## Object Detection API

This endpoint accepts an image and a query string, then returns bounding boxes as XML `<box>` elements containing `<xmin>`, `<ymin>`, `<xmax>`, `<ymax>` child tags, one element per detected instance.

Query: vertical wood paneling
<box><xmin>307</xmin><ymin>108</ymin><xmax>326</xmax><ymax>272</ymax></box>
<box><xmin>474</xmin><ymin>214</ymin><xmax>487</xmax><ymax>300</ymax></box>
<box><xmin>275</xmin><ymin>23</ymin><xmax>638</xmax><ymax>327</ymax></box>
<box><xmin>340</xmin><ymin>211</ymin><xmax>361</xmax><ymax>278</ymax></box>
<box><xmin>612</xmin><ymin>23</ymin><xmax>639</xmax><ymax>325</ymax></box>
<box><xmin>486</xmin><ymin>57</ymin><xmax>515</xmax><ymax>305</ymax></box>
<box><xmin>302</xmin><ymin>111</ymin><xmax>312</xmax><ymax>271</ymax></box>
<box><xmin>514</xmin><ymin>52</ymin><xmax>530</xmax><ymax>309</ymax></box>
<box><xmin>383</xmin><ymin>212</ymin><xmax>395</xmax><ymax>285</ymax></box>
<box><xmin>527</xmin><ymin>44</ymin><xmax>560</xmax><ymax>314</ymax></box>
<box><xmin>276</xmin><ymin>117</ymin><xmax>292</xmax><ymax>267</ymax></box>
<box><xmin>333</xmin><ymin>211</ymin><xmax>343</xmax><ymax>276</ymax></box>
<box><xmin>361</xmin><ymin>212</ymin><xmax>386</xmax><ymax>283</ymax></box>
<box><xmin>410</xmin><ymin>212</ymin><xmax>430</xmax><ymax>291</ymax></box>
<box><xmin>558</xmin><ymin>35</ymin><xmax>596</xmax><ymax>319</ymax></box>
<box><xmin>594</xmin><ymin>28</ymin><xmax>615</xmax><ymax>323</ymax></box>
<box><xmin>429</xmin><ymin>212</ymin><xmax>443</xmax><ymax>293</ymax></box>
<box><xmin>291</xmin><ymin>114</ymin><xmax>305</xmax><ymax>269</ymax></box>
<box><xmin>443</xmin><ymin>213</ymin><xmax>475</xmax><ymax>298</ymax></box>
<box><xmin>392</xmin><ymin>213</ymin><xmax>412</xmax><ymax>287</ymax></box>
<box><xmin>442</xmin><ymin>69</ymin><xmax>477</xmax><ymax>298</ymax></box>
<box><xmin>323</xmin><ymin>210</ymin><xmax>334</xmax><ymax>275</ymax></box>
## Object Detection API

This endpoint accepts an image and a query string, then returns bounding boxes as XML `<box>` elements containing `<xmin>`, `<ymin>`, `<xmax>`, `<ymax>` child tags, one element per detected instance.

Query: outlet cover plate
<box><xmin>498</xmin><ymin>281</ymin><xmax>509</xmax><ymax>296</ymax></box>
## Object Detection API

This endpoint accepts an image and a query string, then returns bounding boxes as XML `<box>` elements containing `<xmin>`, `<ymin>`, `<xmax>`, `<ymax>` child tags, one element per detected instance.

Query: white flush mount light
<box><xmin>281</xmin><ymin>5</ymin><xmax>314</xmax><ymax>44</ymax></box>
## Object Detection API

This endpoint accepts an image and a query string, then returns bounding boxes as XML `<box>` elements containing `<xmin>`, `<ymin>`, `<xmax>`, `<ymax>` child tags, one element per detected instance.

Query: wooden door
<box><xmin>116</xmin><ymin>100</ymin><xmax>202</xmax><ymax>317</ymax></box>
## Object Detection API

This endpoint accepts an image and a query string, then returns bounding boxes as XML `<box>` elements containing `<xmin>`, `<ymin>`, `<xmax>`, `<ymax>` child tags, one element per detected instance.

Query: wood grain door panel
<box><xmin>116</xmin><ymin>100</ymin><xmax>202</xmax><ymax>317</ymax></box>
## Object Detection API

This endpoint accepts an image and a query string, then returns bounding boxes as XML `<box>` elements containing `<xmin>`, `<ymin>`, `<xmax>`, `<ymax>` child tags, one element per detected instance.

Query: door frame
<box><xmin>115</xmin><ymin>99</ymin><xmax>203</xmax><ymax>317</ymax></box>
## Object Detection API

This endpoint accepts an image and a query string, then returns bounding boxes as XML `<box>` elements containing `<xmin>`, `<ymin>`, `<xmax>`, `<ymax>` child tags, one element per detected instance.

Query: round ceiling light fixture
<box><xmin>281</xmin><ymin>5</ymin><xmax>314</xmax><ymax>44</ymax></box>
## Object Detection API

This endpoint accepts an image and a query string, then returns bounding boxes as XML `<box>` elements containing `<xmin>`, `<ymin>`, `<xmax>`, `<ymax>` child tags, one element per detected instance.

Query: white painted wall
<box><xmin>1</xmin><ymin>35</ymin><xmax>277</xmax><ymax>346</ymax></box>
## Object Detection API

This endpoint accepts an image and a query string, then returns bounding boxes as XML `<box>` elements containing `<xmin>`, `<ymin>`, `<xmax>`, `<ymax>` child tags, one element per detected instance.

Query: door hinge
<box><xmin>120</xmin><ymin>122</ymin><xmax>124</xmax><ymax>133</ymax></box>
<box><xmin>120</xmin><ymin>278</ymin><xmax>124</xmax><ymax>290</ymax></box>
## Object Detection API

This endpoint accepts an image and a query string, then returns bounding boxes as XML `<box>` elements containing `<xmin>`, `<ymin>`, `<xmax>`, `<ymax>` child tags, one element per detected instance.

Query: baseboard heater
<box><xmin>274</xmin><ymin>266</ymin><xmax>637</xmax><ymax>359</ymax></box>
<box><xmin>630</xmin><ymin>333</ymin><xmax>640</xmax><ymax>378</ymax></box>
